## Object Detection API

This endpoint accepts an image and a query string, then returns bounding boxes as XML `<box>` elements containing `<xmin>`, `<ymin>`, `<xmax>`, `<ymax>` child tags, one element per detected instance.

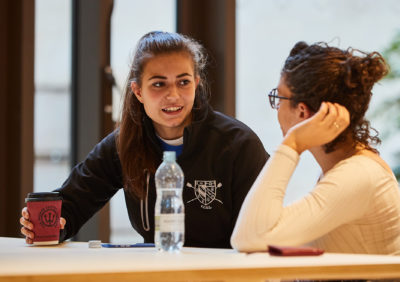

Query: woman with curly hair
<box><xmin>231</xmin><ymin>41</ymin><xmax>400</xmax><ymax>254</ymax></box>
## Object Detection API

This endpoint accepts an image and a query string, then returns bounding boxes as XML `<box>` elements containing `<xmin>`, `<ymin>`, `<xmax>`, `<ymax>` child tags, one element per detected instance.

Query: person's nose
<box><xmin>166</xmin><ymin>85</ymin><xmax>180</xmax><ymax>100</ymax></box>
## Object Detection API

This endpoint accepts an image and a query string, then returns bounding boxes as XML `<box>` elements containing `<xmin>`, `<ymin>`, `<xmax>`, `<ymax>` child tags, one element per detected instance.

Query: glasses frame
<box><xmin>267</xmin><ymin>88</ymin><xmax>292</xmax><ymax>109</ymax></box>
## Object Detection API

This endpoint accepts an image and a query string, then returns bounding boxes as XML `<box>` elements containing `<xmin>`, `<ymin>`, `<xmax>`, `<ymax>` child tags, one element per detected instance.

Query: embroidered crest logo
<box><xmin>186</xmin><ymin>180</ymin><xmax>223</xmax><ymax>209</ymax></box>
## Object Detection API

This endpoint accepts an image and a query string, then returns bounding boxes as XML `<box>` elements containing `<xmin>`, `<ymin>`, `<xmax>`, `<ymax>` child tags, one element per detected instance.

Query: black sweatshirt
<box><xmin>56</xmin><ymin>106</ymin><xmax>269</xmax><ymax>248</ymax></box>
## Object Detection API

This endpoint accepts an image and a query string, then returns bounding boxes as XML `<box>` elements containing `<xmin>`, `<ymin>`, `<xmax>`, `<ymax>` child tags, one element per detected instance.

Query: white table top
<box><xmin>1</xmin><ymin>237</ymin><xmax>400</xmax><ymax>281</ymax></box>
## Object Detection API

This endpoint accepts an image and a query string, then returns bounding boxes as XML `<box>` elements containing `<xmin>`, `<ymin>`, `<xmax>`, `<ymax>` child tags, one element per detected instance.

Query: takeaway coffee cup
<box><xmin>25</xmin><ymin>192</ymin><xmax>62</xmax><ymax>245</ymax></box>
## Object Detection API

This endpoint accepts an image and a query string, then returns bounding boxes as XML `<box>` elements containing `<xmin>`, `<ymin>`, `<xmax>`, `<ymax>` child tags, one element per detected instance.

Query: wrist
<box><xmin>282</xmin><ymin>134</ymin><xmax>304</xmax><ymax>155</ymax></box>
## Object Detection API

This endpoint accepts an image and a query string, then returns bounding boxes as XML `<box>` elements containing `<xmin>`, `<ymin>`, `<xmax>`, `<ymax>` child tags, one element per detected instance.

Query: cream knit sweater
<box><xmin>231</xmin><ymin>145</ymin><xmax>400</xmax><ymax>255</ymax></box>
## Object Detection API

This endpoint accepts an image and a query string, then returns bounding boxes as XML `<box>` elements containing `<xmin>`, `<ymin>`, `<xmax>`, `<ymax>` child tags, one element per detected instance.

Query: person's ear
<box><xmin>297</xmin><ymin>102</ymin><xmax>313</xmax><ymax>119</ymax></box>
<box><xmin>195</xmin><ymin>75</ymin><xmax>200</xmax><ymax>89</ymax></box>
<box><xmin>131</xmin><ymin>81</ymin><xmax>143</xmax><ymax>103</ymax></box>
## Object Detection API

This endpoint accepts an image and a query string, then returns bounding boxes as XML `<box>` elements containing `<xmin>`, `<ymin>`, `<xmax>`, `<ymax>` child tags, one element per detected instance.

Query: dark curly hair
<box><xmin>282</xmin><ymin>41</ymin><xmax>389</xmax><ymax>153</ymax></box>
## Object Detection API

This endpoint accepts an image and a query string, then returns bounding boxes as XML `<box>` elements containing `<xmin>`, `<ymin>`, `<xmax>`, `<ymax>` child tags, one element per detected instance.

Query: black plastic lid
<box><xmin>25</xmin><ymin>192</ymin><xmax>62</xmax><ymax>202</ymax></box>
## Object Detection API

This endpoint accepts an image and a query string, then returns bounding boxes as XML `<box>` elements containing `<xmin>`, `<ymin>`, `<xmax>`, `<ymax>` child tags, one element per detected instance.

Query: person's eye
<box><xmin>179</xmin><ymin>79</ymin><xmax>191</xmax><ymax>86</ymax></box>
<box><xmin>152</xmin><ymin>81</ymin><xmax>165</xmax><ymax>88</ymax></box>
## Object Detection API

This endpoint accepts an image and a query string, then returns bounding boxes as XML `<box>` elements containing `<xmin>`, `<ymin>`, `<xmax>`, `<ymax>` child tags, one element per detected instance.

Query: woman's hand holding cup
<box><xmin>20</xmin><ymin>206</ymin><xmax>66</xmax><ymax>245</ymax></box>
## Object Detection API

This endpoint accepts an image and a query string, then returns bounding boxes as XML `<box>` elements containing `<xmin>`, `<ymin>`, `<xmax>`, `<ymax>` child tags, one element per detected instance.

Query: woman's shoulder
<box><xmin>356</xmin><ymin>150</ymin><xmax>393</xmax><ymax>175</ymax></box>
<box><xmin>332</xmin><ymin>153</ymin><xmax>397</xmax><ymax>185</ymax></box>
<box><xmin>207</xmin><ymin>110</ymin><xmax>260</xmax><ymax>139</ymax></box>
<box><xmin>88</xmin><ymin>130</ymin><xmax>119</xmax><ymax>159</ymax></box>
<box><xmin>99</xmin><ymin>129</ymin><xmax>118</xmax><ymax>142</ymax></box>
<box><xmin>318</xmin><ymin>154</ymin><xmax>398</xmax><ymax>208</ymax></box>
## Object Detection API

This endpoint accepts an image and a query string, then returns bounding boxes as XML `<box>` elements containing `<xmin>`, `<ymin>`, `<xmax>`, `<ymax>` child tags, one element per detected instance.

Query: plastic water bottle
<box><xmin>154</xmin><ymin>151</ymin><xmax>185</xmax><ymax>252</ymax></box>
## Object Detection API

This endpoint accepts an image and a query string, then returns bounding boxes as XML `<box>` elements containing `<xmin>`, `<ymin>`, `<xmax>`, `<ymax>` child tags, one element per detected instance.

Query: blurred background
<box><xmin>2</xmin><ymin>0</ymin><xmax>399</xmax><ymax>243</ymax></box>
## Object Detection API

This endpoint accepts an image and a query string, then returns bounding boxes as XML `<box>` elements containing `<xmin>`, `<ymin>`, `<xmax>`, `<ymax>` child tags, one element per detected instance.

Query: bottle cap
<box><xmin>163</xmin><ymin>151</ymin><xmax>176</xmax><ymax>162</ymax></box>
<box><xmin>88</xmin><ymin>240</ymin><xmax>102</xmax><ymax>248</ymax></box>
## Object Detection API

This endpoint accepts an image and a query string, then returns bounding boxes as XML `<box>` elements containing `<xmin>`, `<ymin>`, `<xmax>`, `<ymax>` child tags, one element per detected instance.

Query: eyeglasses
<box><xmin>267</xmin><ymin>88</ymin><xmax>293</xmax><ymax>109</ymax></box>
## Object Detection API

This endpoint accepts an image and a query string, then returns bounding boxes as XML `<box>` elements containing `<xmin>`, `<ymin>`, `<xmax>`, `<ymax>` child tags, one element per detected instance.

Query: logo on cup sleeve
<box><xmin>39</xmin><ymin>206</ymin><xmax>59</xmax><ymax>227</ymax></box>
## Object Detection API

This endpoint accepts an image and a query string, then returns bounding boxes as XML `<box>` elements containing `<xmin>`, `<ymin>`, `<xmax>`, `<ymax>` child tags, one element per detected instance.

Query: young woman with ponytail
<box><xmin>20</xmin><ymin>31</ymin><xmax>268</xmax><ymax>248</ymax></box>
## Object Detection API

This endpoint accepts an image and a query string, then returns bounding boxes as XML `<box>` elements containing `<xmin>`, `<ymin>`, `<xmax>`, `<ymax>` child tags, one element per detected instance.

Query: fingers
<box><xmin>325</xmin><ymin>103</ymin><xmax>339</xmax><ymax>128</ymax></box>
<box><xmin>312</xmin><ymin>102</ymin><xmax>329</xmax><ymax>122</ymax></box>
<box><xmin>60</xmin><ymin>217</ymin><xmax>66</xmax><ymax>229</ymax></box>
<box><xmin>21</xmin><ymin>206</ymin><xmax>29</xmax><ymax>219</ymax></box>
<box><xmin>20</xmin><ymin>225</ymin><xmax>34</xmax><ymax>244</ymax></box>
<box><xmin>335</xmin><ymin>103</ymin><xmax>350</xmax><ymax>129</ymax></box>
<box><xmin>20</xmin><ymin>207</ymin><xmax>33</xmax><ymax>230</ymax></box>
<box><xmin>25</xmin><ymin>238</ymin><xmax>33</xmax><ymax>244</ymax></box>
<box><xmin>20</xmin><ymin>220</ymin><xmax>34</xmax><ymax>243</ymax></box>
<box><xmin>20</xmin><ymin>207</ymin><xmax>34</xmax><ymax>244</ymax></box>
<box><xmin>317</xmin><ymin>102</ymin><xmax>349</xmax><ymax>132</ymax></box>
<box><xmin>19</xmin><ymin>215</ymin><xmax>32</xmax><ymax>229</ymax></box>
<box><xmin>330</xmin><ymin>103</ymin><xmax>350</xmax><ymax>133</ymax></box>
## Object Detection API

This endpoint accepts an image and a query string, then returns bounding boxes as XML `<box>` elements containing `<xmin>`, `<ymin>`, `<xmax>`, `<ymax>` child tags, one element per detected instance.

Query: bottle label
<box><xmin>155</xmin><ymin>214</ymin><xmax>184</xmax><ymax>232</ymax></box>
